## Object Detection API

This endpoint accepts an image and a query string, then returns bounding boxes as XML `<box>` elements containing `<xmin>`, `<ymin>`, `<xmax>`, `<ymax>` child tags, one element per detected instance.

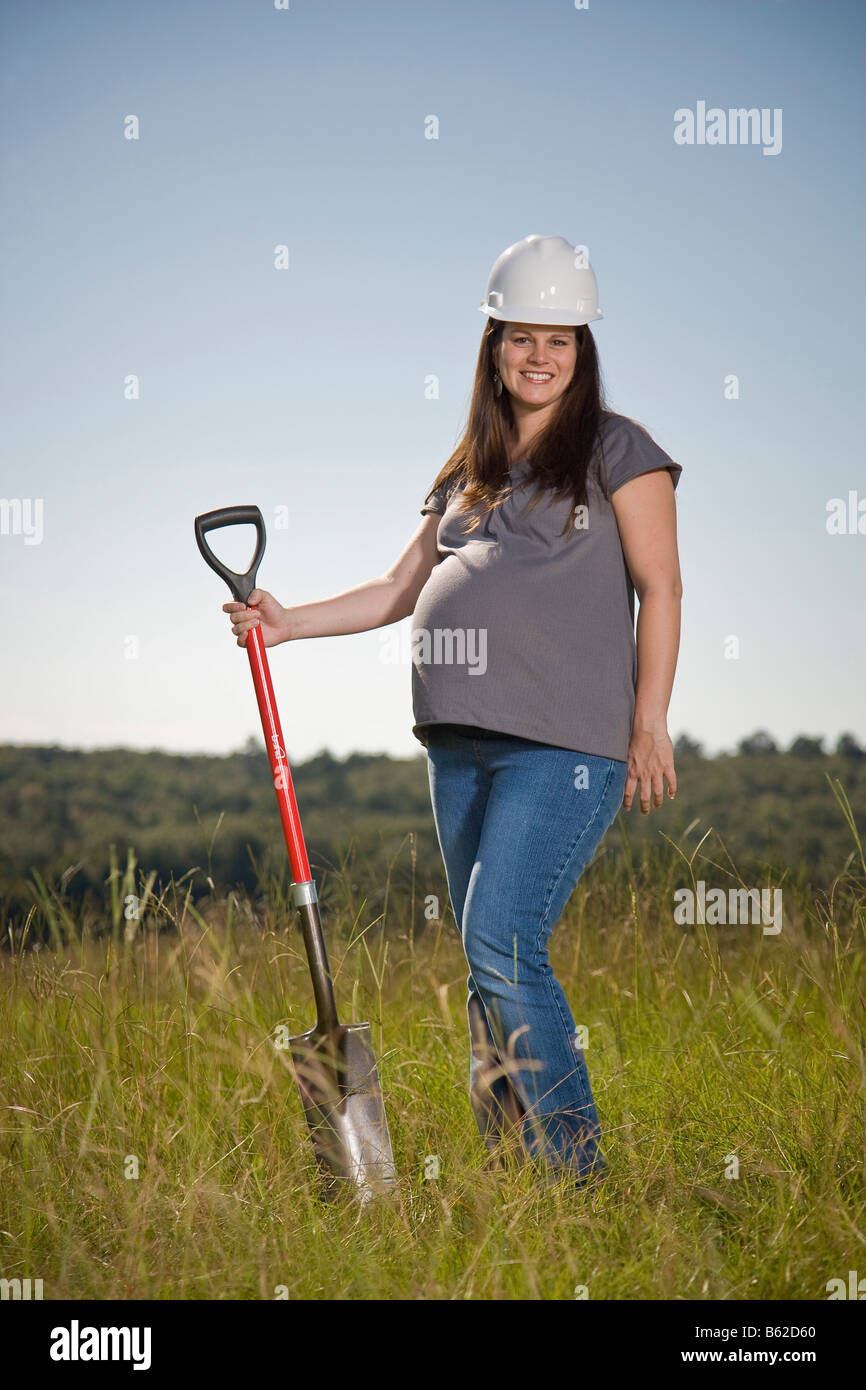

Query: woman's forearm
<box><xmin>632</xmin><ymin>586</ymin><xmax>682</xmax><ymax>731</ymax></box>
<box><xmin>283</xmin><ymin>574</ymin><xmax>412</xmax><ymax>642</ymax></box>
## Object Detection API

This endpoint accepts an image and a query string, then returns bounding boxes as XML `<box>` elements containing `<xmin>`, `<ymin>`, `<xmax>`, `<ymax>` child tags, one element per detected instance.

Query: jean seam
<box><xmin>539</xmin><ymin>757</ymin><xmax>618</xmax><ymax>928</ymax></box>
<box><xmin>531</xmin><ymin>757</ymin><xmax>620</xmax><ymax>1065</ymax></box>
<box><xmin>426</xmin><ymin>741</ymin><xmax>492</xmax><ymax>931</ymax></box>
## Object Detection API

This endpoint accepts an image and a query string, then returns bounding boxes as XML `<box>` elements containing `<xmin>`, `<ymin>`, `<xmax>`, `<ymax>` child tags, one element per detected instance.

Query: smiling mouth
<box><xmin>521</xmin><ymin>372</ymin><xmax>553</xmax><ymax>382</ymax></box>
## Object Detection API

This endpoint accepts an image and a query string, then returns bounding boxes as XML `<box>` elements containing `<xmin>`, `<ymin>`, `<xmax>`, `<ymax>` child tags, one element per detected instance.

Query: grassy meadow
<box><xmin>1</xmin><ymin>782</ymin><xmax>864</xmax><ymax>1301</ymax></box>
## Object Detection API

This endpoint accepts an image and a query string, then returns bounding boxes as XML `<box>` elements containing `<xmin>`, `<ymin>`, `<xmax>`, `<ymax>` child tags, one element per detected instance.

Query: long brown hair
<box><xmin>424</xmin><ymin>317</ymin><xmax>610</xmax><ymax>538</ymax></box>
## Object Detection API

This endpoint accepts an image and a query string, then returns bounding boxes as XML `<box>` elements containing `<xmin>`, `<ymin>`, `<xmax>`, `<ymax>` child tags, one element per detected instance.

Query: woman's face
<box><xmin>495</xmin><ymin>322</ymin><xmax>578</xmax><ymax>414</ymax></box>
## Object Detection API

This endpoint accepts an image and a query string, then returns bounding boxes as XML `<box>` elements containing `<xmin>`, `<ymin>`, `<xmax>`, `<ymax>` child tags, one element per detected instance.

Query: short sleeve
<box><xmin>421</xmin><ymin>480</ymin><xmax>452</xmax><ymax>517</ymax></box>
<box><xmin>599</xmin><ymin>415</ymin><xmax>682</xmax><ymax>497</ymax></box>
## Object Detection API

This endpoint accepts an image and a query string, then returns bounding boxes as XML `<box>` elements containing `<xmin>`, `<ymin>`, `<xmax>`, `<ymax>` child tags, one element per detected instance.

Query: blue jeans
<box><xmin>425</xmin><ymin>723</ymin><xmax>628</xmax><ymax>1180</ymax></box>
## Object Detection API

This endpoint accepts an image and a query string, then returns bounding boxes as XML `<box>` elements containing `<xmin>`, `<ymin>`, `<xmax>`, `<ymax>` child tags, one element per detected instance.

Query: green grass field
<box><xmin>2</xmin><ymin>791</ymin><xmax>864</xmax><ymax>1301</ymax></box>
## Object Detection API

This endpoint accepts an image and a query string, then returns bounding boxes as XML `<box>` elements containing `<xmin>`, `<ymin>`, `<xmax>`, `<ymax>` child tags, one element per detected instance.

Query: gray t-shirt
<box><xmin>410</xmin><ymin>411</ymin><xmax>682</xmax><ymax>761</ymax></box>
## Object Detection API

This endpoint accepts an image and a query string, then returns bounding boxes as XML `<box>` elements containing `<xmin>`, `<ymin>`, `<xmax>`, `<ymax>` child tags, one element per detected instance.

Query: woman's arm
<box><xmin>223</xmin><ymin>511</ymin><xmax>443</xmax><ymax>647</ymax></box>
<box><xmin>611</xmin><ymin>468</ymin><xmax>683</xmax><ymax>813</ymax></box>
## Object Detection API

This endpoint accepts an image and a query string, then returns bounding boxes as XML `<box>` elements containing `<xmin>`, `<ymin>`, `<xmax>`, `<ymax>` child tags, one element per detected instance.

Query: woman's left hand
<box><xmin>623</xmin><ymin>723</ymin><xmax>677</xmax><ymax>813</ymax></box>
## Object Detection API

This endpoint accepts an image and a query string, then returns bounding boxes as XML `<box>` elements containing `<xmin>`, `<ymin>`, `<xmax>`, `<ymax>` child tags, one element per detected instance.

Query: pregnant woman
<box><xmin>224</xmin><ymin>233</ymin><xmax>683</xmax><ymax>1189</ymax></box>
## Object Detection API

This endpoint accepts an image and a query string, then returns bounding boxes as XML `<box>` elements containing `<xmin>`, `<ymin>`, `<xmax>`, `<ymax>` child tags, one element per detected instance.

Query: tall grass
<box><xmin>1</xmin><ymin>796</ymin><xmax>864</xmax><ymax>1300</ymax></box>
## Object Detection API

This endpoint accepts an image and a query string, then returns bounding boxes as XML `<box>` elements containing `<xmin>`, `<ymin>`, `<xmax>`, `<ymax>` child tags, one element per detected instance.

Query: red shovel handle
<box><xmin>195</xmin><ymin>504</ymin><xmax>340</xmax><ymax>1035</ymax></box>
<box><xmin>245</xmin><ymin>623</ymin><xmax>311</xmax><ymax>884</ymax></box>
<box><xmin>194</xmin><ymin>504</ymin><xmax>311</xmax><ymax>884</ymax></box>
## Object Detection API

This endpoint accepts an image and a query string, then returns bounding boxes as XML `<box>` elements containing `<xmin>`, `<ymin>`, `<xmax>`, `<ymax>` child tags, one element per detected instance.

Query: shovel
<box><xmin>194</xmin><ymin>504</ymin><xmax>398</xmax><ymax>1203</ymax></box>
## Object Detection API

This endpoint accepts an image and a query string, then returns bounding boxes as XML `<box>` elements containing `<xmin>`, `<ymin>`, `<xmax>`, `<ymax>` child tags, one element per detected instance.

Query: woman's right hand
<box><xmin>222</xmin><ymin>589</ymin><xmax>290</xmax><ymax>648</ymax></box>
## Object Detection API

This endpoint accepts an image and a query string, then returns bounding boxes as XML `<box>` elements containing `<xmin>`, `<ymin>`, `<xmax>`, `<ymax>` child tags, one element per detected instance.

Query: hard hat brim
<box><xmin>479</xmin><ymin>302</ymin><xmax>603</xmax><ymax>326</ymax></box>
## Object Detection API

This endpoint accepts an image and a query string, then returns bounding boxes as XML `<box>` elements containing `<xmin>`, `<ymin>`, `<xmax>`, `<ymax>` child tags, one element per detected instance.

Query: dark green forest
<box><xmin>1</xmin><ymin>731</ymin><xmax>864</xmax><ymax>933</ymax></box>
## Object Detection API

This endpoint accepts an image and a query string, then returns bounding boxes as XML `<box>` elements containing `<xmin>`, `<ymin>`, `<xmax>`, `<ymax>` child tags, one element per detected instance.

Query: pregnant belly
<box><xmin>411</xmin><ymin>558</ymin><xmax>500</xmax><ymax>678</ymax></box>
<box><xmin>413</xmin><ymin>554</ymin><xmax>503</xmax><ymax>632</ymax></box>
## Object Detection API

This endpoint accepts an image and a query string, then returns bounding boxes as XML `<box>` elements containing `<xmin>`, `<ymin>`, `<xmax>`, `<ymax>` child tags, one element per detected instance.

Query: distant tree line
<box><xmin>0</xmin><ymin>733</ymin><xmax>864</xmax><ymax>934</ymax></box>
<box><xmin>674</xmin><ymin>730</ymin><xmax>865</xmax><ymax>759</ymax></box>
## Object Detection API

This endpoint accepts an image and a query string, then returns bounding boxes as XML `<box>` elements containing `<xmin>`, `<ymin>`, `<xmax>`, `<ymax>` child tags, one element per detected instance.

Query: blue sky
<box><xmin>1</xmin><ymin>0</ymin><xmax>864</xmax><ymax>760</ymax></box>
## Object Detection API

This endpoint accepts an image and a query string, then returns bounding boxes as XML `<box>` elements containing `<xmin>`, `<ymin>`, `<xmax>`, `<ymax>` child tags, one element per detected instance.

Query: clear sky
<box><xmin>1</xmin><ymin>0</ymin><xmax>864</xmax><ymax>761</ymax></box>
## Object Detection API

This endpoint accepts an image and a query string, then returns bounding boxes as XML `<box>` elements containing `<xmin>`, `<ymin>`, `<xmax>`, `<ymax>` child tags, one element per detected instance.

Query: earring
<box><xmin>493</xmin><ymin>370</ymin><xmax>503</xmax><ymax>398</ymax></box>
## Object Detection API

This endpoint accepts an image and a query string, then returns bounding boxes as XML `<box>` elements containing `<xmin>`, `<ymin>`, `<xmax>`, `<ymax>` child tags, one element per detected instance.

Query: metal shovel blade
<box><xmin>290</xmin><ymin>1021</ymin><xmax>397</xmax><ymax>1202</ymax></box>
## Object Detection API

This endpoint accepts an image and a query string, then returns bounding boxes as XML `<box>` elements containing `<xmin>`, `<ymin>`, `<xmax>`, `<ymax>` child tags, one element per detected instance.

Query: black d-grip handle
<box><xmin>194</xmin><ymin>505</ymin><xmax>266</xmax><ymax>603</ymax></box>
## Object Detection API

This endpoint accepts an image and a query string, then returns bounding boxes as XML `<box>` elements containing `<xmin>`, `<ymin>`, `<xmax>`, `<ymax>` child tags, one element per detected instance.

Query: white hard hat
<box><xmin>479</xmin><ymin>234</ymin><xmax>602</xmax><ymax>327</ymax></box>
